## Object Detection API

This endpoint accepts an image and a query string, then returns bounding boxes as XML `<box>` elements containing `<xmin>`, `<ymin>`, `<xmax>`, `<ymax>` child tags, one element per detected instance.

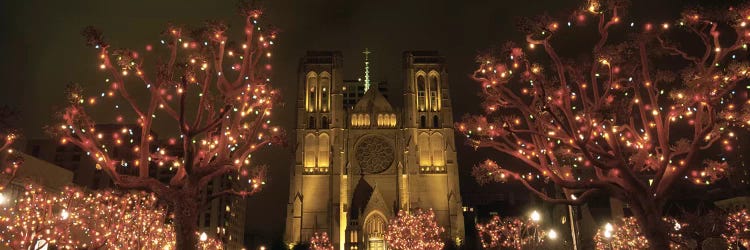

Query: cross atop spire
<box><xmin>363</xmin><ymin>48</ymin><xmax>371</xmax><ymax>92</ymax></box>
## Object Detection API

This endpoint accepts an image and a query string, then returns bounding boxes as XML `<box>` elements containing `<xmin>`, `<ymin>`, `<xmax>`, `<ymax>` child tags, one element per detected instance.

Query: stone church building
<box><xmin>285</xmin><ymin>51</ymin><xmax>464</xmax><ymax>249</ymax></box>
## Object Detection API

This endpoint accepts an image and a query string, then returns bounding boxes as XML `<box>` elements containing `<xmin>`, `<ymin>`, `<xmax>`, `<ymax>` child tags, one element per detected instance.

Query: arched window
<box><xmin>364</xmin><ymin>114</ymin><xmax>371</xmax><ymax>127</ymax></box>
<box><xmin>308</xmin><ymin>116</ymin><xmax>316</xmax><ymax>129</ymax></box>
<box><xmin>418</xmin><ymin>133</ymin><xmax>430</xmax><ymax>166</ymax></box>
<box><xmin>306</xmin><ymin>72</ymin><xmax>318</xmax><ymax>112</ymax></box>
<box><xmin>321</xmin><ymin>116</ymin><xmax>329</xmax><ymax>129</ymax></box>
<box><xmin>390</xmin><ymin>114</ymin><xmax>397</xmax><ymax>127</ymax></box>
<box><xmin>433</xmin><ymin>115</ymin><xmax>439</xmax><ymax>128</ymax></box>
<box><xmin>428</xmin><ymin>73</ymin><xmax>440</xmax><ymax>111</ymax></box>
<box><xmin>318</xmin><ymin>134</ymin><xmax>330</xmax><ymax>168</ymax></box>
<box><xmin>416</xmin><ymin>74</ymin><xmax>427</xmax><ymax>111</ymax></box>
<box><xmin>430</xmin><ymin>133</ymin><xmax>445</xmax><ymax>167</ymax></box>
<box><xmin>304</xmin><ymin>134</ymin><xmax>317</xmax><ymax>168</ymax></box>
<box><xmin>420</xmin><ymin>116</ymin><xmax>426</xmax><ymax>128</ymax></box>
<box><xmin>319</xmin><ymin>72</ymin><xmax>331</xmax><ymax>112</ymax></box>
<box><xmin>377</xmin><ymin>114</ymin><xmax>383</xmax><ymax>127</ymax></box>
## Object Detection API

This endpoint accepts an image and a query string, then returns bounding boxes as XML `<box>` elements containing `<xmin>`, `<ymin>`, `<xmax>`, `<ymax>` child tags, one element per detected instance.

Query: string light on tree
<box><xmin>723</xmin><ymin>209</ymin><xmax>750</xmax><ymax>248</ymax></box>
<box><xmin>50</xmin><ymin>2</ymin><xmax>283</xmax><ymax>248</ymax></box>
<box><xmin>385</xmin><ymin>209</ymin><xmax>444</xmax><ymax>250</ymax></box>
<box><xmin>476</xmin><ymin>215</ymin><xmax>548</xmax><ymax>249</ymax></box>
<box><xmin>0</xmin><ymin>184</ymin><xmax>79</xmax><ymax>250</ymax></box>
<box><xmin>458</xmin><ymin>1</ymin><xmax>750</xmax><ymax>249</ymax></box>
<box><xmin>0</xmin><ymin>106</ymin><xmax>22</xmax><ymax>192</ymax></box>
<box><xmin>594</xmin><ymin>217</ymin><xmax>687</xmax><ymax>249</ymax></box>
<box><xmin>310</xmin><ymin>232</ymin><xmax>333</xmax><ymax>250</ymax></box>
<box><xmin>0</xmin><ymin>184</ymin><xmax>224</xmax><ymax>249</ymax></box>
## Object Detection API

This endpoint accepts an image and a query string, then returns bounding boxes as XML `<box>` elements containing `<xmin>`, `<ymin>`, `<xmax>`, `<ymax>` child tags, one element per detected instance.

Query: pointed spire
<box><xmin>363</xmin><ymin>48</ymin><xmax>371</xmax><ymax>92</ymax></box>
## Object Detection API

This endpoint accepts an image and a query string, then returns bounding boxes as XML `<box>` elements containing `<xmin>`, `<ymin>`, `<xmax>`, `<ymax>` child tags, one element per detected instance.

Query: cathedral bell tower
<box><xmin>402</xmin><ymin>51</ymin><xmax>464</xmax><ymax>243</ymax></box>
<box><xmin>286</xmin><ymin>51</ymin><xmax>344</xmax><ymax>246</ymax></box>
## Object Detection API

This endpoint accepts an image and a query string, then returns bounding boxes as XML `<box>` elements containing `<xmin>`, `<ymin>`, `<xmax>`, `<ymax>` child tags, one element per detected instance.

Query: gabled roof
<box><xmin>349</xmin><ymin>178</ymin><xmax>374</xmax><ymax>219</ymax></box>
<box><xmin>352</xmin><ymin>87</ymin><xmax>393</xmax><ymax>114</ymax></box>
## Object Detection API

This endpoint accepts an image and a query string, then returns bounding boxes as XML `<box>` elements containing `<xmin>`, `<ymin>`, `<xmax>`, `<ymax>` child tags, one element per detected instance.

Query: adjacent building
<box><xmin>0</xmin><ymin>150</ymin><xmax>74</xmax><ymax>204</ymax></box>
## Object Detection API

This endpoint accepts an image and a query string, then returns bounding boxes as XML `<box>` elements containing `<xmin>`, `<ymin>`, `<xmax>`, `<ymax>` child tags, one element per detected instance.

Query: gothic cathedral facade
<box><xmin>285</xmin><ymin>51</ymin><xmax>464</xmax><ymax>249</ymax></box>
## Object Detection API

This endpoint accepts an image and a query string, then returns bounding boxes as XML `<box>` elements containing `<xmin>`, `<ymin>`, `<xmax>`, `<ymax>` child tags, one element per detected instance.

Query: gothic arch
<box><xmin>293</xmin><ymin>192</ymin><xmax>303</xmax><ymax>217</ymax></box>
<box><xmin>308</xmin><ymin>116</ymin><xmax>316</xmax><ymax>129</ymax></box>
<box><xmin>319</xmin><ymin>71</ymin><xmax>331</xmax><ymax>112</ymax></box>
<box><xmin>291</xmin><ymin>193</ymin><xmax>303</xmax><ymax>242</ymax></box>
<box><xmin>306</xmin><ymin>71</ymin><xmax>318</xmax><ymax>112</ymax></box>
<box><xmin>418</xmin><ymin>132</ymin><xmax>430</xmax><ymax>167</ymax></box>
<box><xmin>362</xmin><ymin>185</ymin><xmax>391</xmax><ymax>250</ymax></box>
<box><xmin>352</xmin><ymin>114</ymin><xmax>359</xmax><ymax>127</ymax></box>
<box><xmin>416</xmin><ymin>70</ymin><xmax>427</xmax><ymax>112</ymax></box>
<box><xmin>428</xmin><ymin>70</ymin><xmax>441</xmax><ymax>111</ymax></box>
<box><xmin>363</xmin><ymin>211</ymin><xmax>387</xmax><ymax>242</ymax></box>
<box><xmin>304</xmin><ymin>133</ymin><xmax>317</xmax><ymax>168</ymax></box>
<box><xmin>318</xmin><ymin>133</ymin><xmax>330</xmax><ymax>168</ymax></box>
<box><xmin>430</xmin><ymin>132</ymin><xmax>445</xmax><ymax>167</ymax></box>
<box><xmin>321</xmin><ymin>116</ymin><xmax>329</xmax><ymax>129</ymax></box>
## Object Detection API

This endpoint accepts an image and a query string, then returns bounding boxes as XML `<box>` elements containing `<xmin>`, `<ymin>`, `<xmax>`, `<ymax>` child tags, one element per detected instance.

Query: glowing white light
<box><xmin>548</xmin><ymin>229</ymin><xmax>558</xmax><ymax>240</ymax></box>
<box><xmin>530</xmin><ymin>210</ymin><xmax>541</xmax><ymax>222</ymax></box>
<box><xmin>60</xmin><ymin>209</ymin><xmax>69</xmax><ymax>220</ymax></box>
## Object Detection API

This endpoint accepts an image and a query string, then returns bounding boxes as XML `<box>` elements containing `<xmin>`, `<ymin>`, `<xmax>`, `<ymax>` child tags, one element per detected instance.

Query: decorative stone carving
<box><xmin>355</xmin><ymin>136</ymin><xmax>394</xmax><ymax>174</ymax></box>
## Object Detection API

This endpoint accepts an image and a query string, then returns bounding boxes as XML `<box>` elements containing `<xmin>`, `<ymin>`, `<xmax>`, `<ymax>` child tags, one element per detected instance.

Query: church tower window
<box><xmin>428</xmin><ymin>72</ymin><xmax>440</xmax><ymax>111</ymax></box>
<box><xmin>321</xmin><ymin>116</ymin><xmax>329</xmax><ymax>129</ymax></box>
<box><xmin>432</xmin><ymin>115</ymin><xmax>439</xmax><ymax>128</ymax></box>
<box><xmin>416</xmin><ymin>74</ymin><xmax>427</xmax><ymax>111</ymax></box>
<box><xmin>318</xmin><ymin>133</ymin><xmax>330</xmax><ymax>169</ymax></box>
<box><xmin>304</xmin><ymin>133</ymin><xmax>317</xmax><ymax>169</ymax></box>
<box><xmin>308</xmin><ymin>116</ymin><xmax>316</xmax><ymax>129</ymax></box>
<box><xmin>418</xmin><ymin>133</ymin><xmax>430</xmax><ymax>167</ymax></box>
<box><xmin>376</xmin><ymin>113</ymin><xmax>396</xmax><ymax>128</ymax></box>
<box><xmin>306</xmin><ymin>72</ymin><xmax>318</xmax><ymax>112</ymax></box>
<box><xmin>420</xmin><ymin>115</ymin><xmax>426</xmax><ymax>129</ymax></box>
<box><xmin>419</xmin><ymin>132</ymin><xmax>447</xmax><ymax>172</ymax></box>
<box><xmin>319</xmin><ymin>72</ymin><xmax>331</xmax><ymax>112</ymax></box>
<box><xmin>430</xmin><ymin>133</ymin><xmax>445</xmax><ymax>167</ymax></box>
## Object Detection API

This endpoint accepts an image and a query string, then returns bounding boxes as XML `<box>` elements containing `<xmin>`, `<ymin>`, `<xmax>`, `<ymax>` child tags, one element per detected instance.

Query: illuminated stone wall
<box><xmin>285</xmin><ymin>51</ymin><xmax>464</xmax><ymax>249</ymax></box>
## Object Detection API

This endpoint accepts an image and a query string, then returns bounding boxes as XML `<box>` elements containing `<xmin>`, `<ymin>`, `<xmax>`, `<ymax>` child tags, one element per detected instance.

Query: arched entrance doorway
<box><xmin>364</xmin><ymin>212</ymin><xmax>387</xmax><ymax>250</ymax></box>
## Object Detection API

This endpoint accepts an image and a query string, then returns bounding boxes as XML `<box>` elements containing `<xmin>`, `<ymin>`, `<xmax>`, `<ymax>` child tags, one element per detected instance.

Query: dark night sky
<box><xmin>0</xmin><ymin>0</ymin><xmax>727</xmax><ymax>244</ymax></box>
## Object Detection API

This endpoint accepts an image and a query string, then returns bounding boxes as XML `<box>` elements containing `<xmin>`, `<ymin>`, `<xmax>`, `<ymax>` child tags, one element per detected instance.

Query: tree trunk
<box><xmin>631</xmin><ymin>197</ymin><xmax>671</xmax><ymax>250</ymax></box>
<box><xmin>173</xmin><ymin>189</ymin><xmax>200</xmax><ymax>250</ymax></box>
